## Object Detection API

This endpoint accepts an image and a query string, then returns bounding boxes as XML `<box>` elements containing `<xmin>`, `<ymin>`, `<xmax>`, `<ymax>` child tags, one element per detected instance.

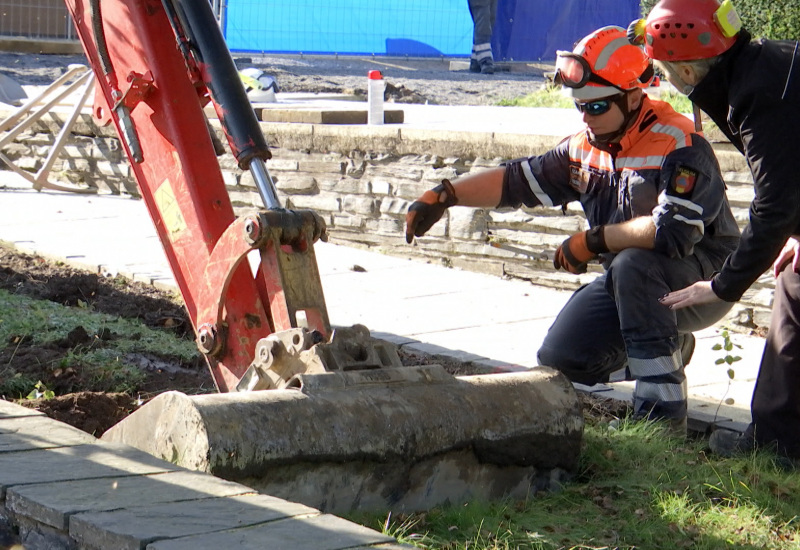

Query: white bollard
<box><xmin>367</xmin><ymin>70</ymin><xmax>384</xmax><ymax>125</ymax></box>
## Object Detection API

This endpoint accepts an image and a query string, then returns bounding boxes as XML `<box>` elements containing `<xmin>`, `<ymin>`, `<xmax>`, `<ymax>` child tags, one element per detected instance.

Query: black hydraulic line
<box><xmin>88</xmin><ymin>0</ymin><xmax>113</xmax><ymax>76</ymax></box>
<box><xmin>163</xmin><ymin>0</ymin><xmax>271</xmax><ymax>169</ymax></box>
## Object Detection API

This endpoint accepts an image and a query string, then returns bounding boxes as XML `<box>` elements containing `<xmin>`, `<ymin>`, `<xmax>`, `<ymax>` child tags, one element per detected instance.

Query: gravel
<box><xmin>0</xmin><ymin>50</ymin><xmax>551</xmax><ymax>106</ymax></box>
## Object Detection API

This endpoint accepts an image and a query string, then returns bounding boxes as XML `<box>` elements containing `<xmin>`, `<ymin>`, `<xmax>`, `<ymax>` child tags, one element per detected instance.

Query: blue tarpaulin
<box><xmin>492</xmin><ymin>0</ymin><xmax>641</xmax><ymax>60</ymax></box>
<box><xmin>223</xmin><ymin>0</ymin><xmax>640</xmax><ymax>62</ymax></box>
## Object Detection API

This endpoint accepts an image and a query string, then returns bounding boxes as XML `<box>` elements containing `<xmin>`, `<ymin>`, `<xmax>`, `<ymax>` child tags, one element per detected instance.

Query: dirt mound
<box><xmin>21</xmin><ymin>392</ymin><xmax>136</xmax><ymax>437</ymax></box>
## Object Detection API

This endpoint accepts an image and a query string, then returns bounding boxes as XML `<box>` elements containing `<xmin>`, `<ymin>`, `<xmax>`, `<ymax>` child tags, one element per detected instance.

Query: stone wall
<box><xmin>0</xmin><ymin>108</ymin><xmax>772</xmax><ymax>333</ymax></box>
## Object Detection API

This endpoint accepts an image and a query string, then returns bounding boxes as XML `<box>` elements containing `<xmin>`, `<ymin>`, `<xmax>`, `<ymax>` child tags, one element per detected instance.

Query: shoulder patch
<box><xmin>670</xmin><ymin>165</ymin><xmax>698</xmax><ymax>196</ymax></box>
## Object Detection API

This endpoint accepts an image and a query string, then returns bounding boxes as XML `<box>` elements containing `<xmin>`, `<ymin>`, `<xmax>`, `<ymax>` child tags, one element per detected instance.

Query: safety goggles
<box><xmin>554</xmin><ymin>51</ymin><xmax>626</xmax><ymax>92</ymax></box>
<box><xmin>574</xmin><ymin>98</ymin><xmax>614</xmax><ymax>116</ymax></box>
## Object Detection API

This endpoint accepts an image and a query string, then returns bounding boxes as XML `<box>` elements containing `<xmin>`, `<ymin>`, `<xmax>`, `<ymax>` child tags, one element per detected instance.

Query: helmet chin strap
<box><xmin>589</xmin><ymin>93</ymin><xmax>641</xmax><ymax>145</ymax></box>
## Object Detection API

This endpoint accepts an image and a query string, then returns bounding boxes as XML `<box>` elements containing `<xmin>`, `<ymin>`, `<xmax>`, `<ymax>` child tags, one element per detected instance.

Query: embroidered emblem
<box><xmin>671</xmin><ymin>166</ymin><xmax>698</xmax><ymax>195</ymax></box>
<box><xmin>569</xmin><ymin>166</ymin><xmax>593</xmax><ymax>194</ymax></box>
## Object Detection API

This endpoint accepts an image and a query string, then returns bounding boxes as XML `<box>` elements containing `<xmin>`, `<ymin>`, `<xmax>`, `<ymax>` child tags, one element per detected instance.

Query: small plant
<box><xmin>25</xmin><ymin>380</ymin><xmax>55</xmax><ymax>401</ymax></box>
<box><xmin>712</xmin><ymin>328</ymin><xmax>743</xmax><ymax>418</ymax></box>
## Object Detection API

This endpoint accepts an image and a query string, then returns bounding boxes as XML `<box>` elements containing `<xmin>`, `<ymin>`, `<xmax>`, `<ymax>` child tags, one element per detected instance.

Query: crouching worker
<box><xmin>404</xmin><ymin>26</ymin><xmax>740</xmax><ymax>434</ymax></box>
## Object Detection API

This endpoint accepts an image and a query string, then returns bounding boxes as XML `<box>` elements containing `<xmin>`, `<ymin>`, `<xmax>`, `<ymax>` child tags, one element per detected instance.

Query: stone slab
<box><xmin>0</xmin><ymin>443</ymin><xmax>179</xmax><ymax>499</ymax></box>
<box><xmin>687</xmin><ymin>409</ymin><xmax>732</xmax><ymax>435</ymax></box>
<box><xmin>255</xmin><ymin>107</ymin><xmax>404</xmax><ymax>125</ymax></box>
<box><xmin>7</xmin><ymin>470</ymin><xmax>255</xmax><ymax>530</ymax></box>
<box><xmin>0</xmin><ymin>415</ymin><xmax>97</xmax><ymax>452</ymax></box>
<box><xmin>0</xmin><ymin>399</ymin><xmax>43</xmax><ymax>418</ymax></box>
<box><xmin>70</xmin><ymin>494</ymin><xmax>320</xmax><ymax>550</ymax></box>
<box><xmin>143</xmin><ymin>513</ymin><xmax>394</xmax><ymax>550</ymax></box>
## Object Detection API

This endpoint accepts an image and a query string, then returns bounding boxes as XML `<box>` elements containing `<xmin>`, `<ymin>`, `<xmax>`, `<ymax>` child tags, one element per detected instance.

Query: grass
<box><xmin>0</xmin><ymin>288</ymin><xmax>200</xmax><ymax>397</ymax></box>
<box><xmin>347</xmin><ymin>417</ymin><xmax>800</xmax><ymax>549</ymax></box>
<box><xmin>496</xmin><ymin>84</ymin><xmax>695</xmax><ymax>114</ymax></box>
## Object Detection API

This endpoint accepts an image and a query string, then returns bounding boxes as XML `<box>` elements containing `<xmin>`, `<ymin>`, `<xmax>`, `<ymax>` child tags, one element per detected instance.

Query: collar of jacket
<box><xmin>689</xmin><ymin>29</ymin><xmax>751</xmax><ymax>111</ymax></box>
<box><xmin>615</xmin><ymin>95</ymin><xmax>661</xmax><ymax>153</ymax></box>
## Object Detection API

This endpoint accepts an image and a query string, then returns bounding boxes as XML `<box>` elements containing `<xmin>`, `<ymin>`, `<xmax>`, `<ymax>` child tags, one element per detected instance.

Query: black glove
<box><xmin>405</xmin><ymin>179</ymin><xmax>458</xmax><ymax>243</ymax></box>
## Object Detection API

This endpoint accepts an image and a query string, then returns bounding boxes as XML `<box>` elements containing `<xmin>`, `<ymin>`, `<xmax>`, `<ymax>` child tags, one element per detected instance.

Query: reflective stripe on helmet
<box><xmin>557</xmin><ymin>26</ymin><xmax>654</xmax><ymax>100</ymax></box>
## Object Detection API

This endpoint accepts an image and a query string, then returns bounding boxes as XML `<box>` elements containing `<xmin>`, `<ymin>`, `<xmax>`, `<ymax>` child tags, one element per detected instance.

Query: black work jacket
<box><xmin>501</xmin><ymin>96</ymin><xmax>739</xmax><ymax>275</ymax></box>
<box><xmin>690</xmin><ymin>30</ymin><xmax>800</xmax><ymax>301</ymax></box>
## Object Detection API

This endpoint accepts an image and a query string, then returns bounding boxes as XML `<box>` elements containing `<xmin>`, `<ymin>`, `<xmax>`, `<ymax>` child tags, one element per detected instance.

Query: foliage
<box><xmin>640</xmin><ymin>0</ymin><xmax>800</xmax><ymax>41</ymax></box>
<box><xmin>496</xmin><ymin>83</ymin><xmax>694</xmax><ymax>114</ymax></box>
<box><xmin>348</xmin><ymin>415</ymin><xmax>800</xmax><ymax>549</ymax></box>
<box><xmin>25</xmin><ymin>381</ymin><xmax>55</xmax><ymax>400</ymax></box>
<box><xmin>711</xmin><ymin>328</ymin><xmax>743</xmax><ymax>415</ymax></box>
<box><xmin>496</xmin><ymin>84</ymin><xmax>574</xmax><ymax>109</ymax></box>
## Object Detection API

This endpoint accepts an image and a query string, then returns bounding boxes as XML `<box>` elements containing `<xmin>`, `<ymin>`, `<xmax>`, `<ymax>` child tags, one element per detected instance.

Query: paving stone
<box><xmin>143</xmin><ymin>513</ymin><xmax>394</xmax><ymax>550</ymax></box>
<box><xmin>0</xmin><ymin>399</ymin><xmax>43</xmax><ymax>418</ymax></box>
<box><xmin>8</xmin><ymin>470</ymin><xmax>255</xmax><ymax>530</ymax></box>
<box><xmin>0</xmin><ymin>415</ymin><xmax>97</xmax><ymax>452</ymax></box>
<box><xmin>0</xmin><ymin>443</ymin><xmax>179</xmax><ymax>499</ymax></box>
<box><xmin>70</xmin><ymin>494</ymin><xmax>320</xmax><ymax>550</ymax></box>
<box><xmin>687</xmin><ymin>409</ymin><xmax>732</xmax><ymax>435</ymax></box>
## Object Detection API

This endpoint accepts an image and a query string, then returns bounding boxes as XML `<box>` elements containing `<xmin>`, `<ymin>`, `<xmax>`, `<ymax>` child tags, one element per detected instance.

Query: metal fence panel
<box><xmin>0</xmin><ymin>0</ymin><xmax>75</xmax><ymax>40</ymax></box>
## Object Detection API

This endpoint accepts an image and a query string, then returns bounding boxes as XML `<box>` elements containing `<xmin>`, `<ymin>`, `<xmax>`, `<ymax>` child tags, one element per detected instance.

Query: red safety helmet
<box><xmin>556</xmin><ymin>26</ymin><xmax>654</xmax><ymax>100</ymax></box>
<box><xmin>632</xmin><ymin>0</ymin><xmax>742</xmax><ymax>61</ymax></box>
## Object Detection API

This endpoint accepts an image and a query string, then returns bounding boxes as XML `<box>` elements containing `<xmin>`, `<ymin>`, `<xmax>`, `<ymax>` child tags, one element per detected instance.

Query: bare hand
<box><xmin>659</xmin><ymin>280</ymin><xmax>721</xmax><ymax>310</ymax></box>
<box><xmin>773</xmin><ymin>237</ymin><xmax>800</xmax><ymax>278</ymax></box>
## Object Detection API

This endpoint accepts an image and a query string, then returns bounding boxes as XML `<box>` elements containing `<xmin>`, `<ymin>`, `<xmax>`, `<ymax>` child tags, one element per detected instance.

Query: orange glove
<box><xmin>554</xmin><ymin>226</ymin><xmax>607</xmax><ymax>274</ymax></box>
<box><xmin>405</xmin><ymin>179</ymin><xmax>458</xmax><ymax>243</ymax></box>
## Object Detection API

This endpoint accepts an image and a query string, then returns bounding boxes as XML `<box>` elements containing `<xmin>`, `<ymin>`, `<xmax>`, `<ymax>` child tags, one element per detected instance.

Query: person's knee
<box><xmin>605</xmin><ymin>248</ymin><xmax>666</xmax><ymax>301</ymax></box>
<box><xmin>606</xmin><ymin>248</ymin><xmax>653</xmax><ymax>280</ymax></box>
<box><xmin>538</xmin><ymin>343</ymin><xmax>609</xmax><ymax>386</ymax></box>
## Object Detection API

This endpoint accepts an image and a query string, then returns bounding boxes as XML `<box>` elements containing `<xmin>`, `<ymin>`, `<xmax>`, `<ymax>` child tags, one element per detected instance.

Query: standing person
<box><xmin>468</xmin><ymin>0</ymin><xmax>497</xmax><ymax>74</ymax></box>
<box><xmin>636</xmin><ymin>0</ymin><xmax>800</xmax><ymax>461</ymax></box>
<box><xmin>405</xmin><ymin>26</ymin><xmax>740</xmax><ymax>435</ymax></box>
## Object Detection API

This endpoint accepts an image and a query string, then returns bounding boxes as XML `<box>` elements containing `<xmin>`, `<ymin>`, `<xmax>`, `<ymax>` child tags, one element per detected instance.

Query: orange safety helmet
<box><xmin>631</xmin><ymin>0</ymin><xmax>742</xmax><ymax>61</ymax></box>
<box><xmin>556</xmin><ymin>26</ymin><xmax>655</xmax><ymax>100</ymax></box>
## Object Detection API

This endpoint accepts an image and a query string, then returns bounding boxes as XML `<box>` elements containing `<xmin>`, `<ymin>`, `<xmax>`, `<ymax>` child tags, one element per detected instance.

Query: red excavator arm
<box><xmin>62</xmin><ymin>0</ymin><xmax>331</xmax><ymax>392</ymax></box>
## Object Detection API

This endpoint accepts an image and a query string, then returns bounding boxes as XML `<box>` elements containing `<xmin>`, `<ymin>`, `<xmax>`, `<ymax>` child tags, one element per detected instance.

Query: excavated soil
<box><xmin>0</xmin><ymin>245</ymin><xmax>211</xmax><ymax>434</ymax></box>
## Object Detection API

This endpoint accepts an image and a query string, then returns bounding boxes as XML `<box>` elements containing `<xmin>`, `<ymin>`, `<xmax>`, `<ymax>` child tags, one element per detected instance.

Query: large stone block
<box><xmin>318</xmin><ymin>177</ymin><xmax>370</xmax><ymax>195</ymax></box>
<box><xmin>342</xmin><ymin>196</ymin><xmax>378</xmax><ymax>216</ymax></box>
<box><xmin>379</xmin><ymin>197</ymin><xmax>410</xmax><ymax>216</ymax></box>
<box><xmin>332</xmin><ymin>214</ymin><xmax>365</xmax><ymax>229</ymax></box>
<box><xmin>370</xmin><ymin>179</ymin><xmax>392</xmax><ymax>196</ymax></box>
<box><xmin>287</xmin><ymin>193</ymin><xmax>341</xmax><ymax>213</ymax></box>
<box><xmin>274</xmin><ymin>174</ymin><xmax>318</xmax><ymax>194</ymax></box>
<box><xmin>448</xmin><ymin>208</ymin><xmax>487</xmax><ymax>241</ymax></box>
<box><xmin>366</xmin><ymin>217</ymin><xmax>405</xmax><ymax>235</ymax></box>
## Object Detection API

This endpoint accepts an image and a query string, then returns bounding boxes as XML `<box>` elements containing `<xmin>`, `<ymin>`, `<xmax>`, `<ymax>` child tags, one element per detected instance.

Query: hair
<box><xmin>654</xmin><ymin>57</ymin><xmax>720</xmax><ymax>92</ymax></box>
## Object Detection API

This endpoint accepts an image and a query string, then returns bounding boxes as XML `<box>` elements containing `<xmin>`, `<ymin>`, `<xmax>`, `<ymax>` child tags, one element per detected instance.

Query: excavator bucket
<box><xmin>63</xmin><ymin>0</ymin><xmax>585</xmax><ymax>513</ymax></box>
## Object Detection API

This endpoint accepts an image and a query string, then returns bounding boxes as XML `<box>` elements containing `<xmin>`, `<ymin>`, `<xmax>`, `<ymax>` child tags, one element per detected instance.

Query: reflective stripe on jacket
<box><xmin>500</xmin><ymin>95</ymin><xmax>740</xmax><ymax>275</ymax></box>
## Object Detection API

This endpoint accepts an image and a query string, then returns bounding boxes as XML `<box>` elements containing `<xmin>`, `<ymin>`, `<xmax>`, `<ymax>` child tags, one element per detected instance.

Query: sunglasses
<box><xmin>574</xmin><ymin>98</ymin><xmax>614</xmax><ymax>116</ymax></box>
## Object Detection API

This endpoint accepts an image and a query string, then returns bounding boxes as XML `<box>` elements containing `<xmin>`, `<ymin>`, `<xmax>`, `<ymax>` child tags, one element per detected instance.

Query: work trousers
<box><xmin>468</xmin><ymin>0</ymin><xmax>497</xmax><ymax>59</ymax></box>
<box><xmin>538</xmin><ymin>249</ymin><xmax>733</xmax><ymax>417</ymax></box>
<box><xmin>747</xmin><ymin>264</ymin><xmax>800</xmax><ymax>458</ymax></box>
